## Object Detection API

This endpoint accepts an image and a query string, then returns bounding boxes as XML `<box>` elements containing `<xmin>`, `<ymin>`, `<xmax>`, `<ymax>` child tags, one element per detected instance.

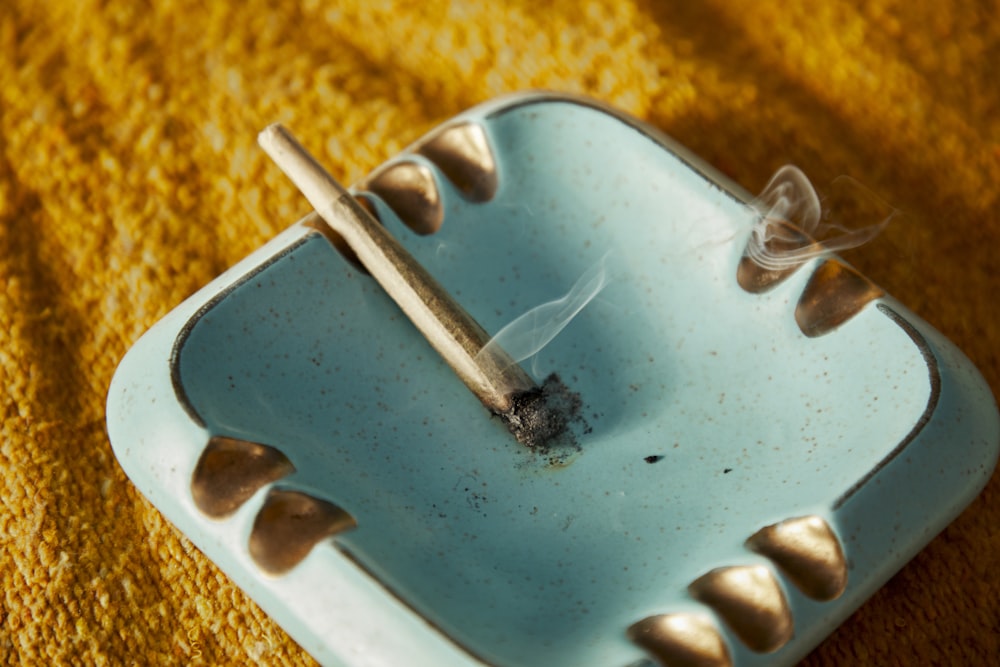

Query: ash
<box><xmin>499</xmin><ymin>373</ymin><xmax>584</xmax><ymax>450</ymax></box>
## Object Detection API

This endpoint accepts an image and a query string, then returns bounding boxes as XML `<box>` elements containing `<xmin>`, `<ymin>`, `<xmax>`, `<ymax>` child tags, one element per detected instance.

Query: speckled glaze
<box><xmin>106</xmin><ymin>93</ymin><xmax>1000</xmax><ymax>667</ymax></box>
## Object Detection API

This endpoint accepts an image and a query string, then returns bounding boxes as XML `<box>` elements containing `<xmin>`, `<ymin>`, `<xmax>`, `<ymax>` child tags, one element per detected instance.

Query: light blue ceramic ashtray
<box><xmin>107</xmin><ymin>93</ymin><xmax>1000</xmax><ymax>667</ymax></box>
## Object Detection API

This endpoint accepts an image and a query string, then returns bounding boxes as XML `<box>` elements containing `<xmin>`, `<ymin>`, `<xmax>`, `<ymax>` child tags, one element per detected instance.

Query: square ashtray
<box><xmin>107</xmin><ymin>93</ymin><xmax>999</xmax><ymax>667</ymax></box>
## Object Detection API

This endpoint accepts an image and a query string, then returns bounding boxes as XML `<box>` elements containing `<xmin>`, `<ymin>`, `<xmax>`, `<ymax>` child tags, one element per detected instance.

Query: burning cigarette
<box><xmin>258</xmin><ymin>124</ymin><xmax>569</xmax><ymax>447</ymax></box>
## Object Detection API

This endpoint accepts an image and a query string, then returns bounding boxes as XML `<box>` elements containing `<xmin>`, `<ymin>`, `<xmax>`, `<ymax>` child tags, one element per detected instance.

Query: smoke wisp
<box><xmin>477</xmin><ymin>252</ymin><xmax>612</xmax><ymax>378</ymax></box>
<box><xmin>745</xmin><ymin>165</ymin><xmax>894</xmax><ymax>271</ymax></box>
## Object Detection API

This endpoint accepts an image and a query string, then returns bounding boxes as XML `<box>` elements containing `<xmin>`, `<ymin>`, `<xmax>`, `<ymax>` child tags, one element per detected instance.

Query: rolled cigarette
<box><xmin>259</xmin><ymin>125</ymin><xmax>566</xmax><ymax>446</ymax></box>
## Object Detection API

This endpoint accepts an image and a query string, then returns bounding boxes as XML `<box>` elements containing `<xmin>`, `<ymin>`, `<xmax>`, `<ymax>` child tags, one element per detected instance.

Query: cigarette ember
<box><xmin>498</xmin><ymin>373</ymin><xmax>582</xmax><ymax>449</ymax></box>
<box><xmin>258</xmin><ymin>124</ymin><xmax>577</xmax><ymax>449</ymax></box>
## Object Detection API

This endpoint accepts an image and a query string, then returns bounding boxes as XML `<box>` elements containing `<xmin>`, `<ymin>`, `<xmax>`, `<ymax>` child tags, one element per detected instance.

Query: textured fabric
<box><xmin>1</xmin><ymin>1</ymin><xmax>998</xmax><ymax>665</ymax></box>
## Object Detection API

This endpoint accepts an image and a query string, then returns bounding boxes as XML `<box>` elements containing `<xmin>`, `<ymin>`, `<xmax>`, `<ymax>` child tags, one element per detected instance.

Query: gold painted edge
<box><xmin>794</xmin><ymin>258</ymin><xmax>884</xmax><ymax>337</ymax></box>
<box><xmin>191</xmin><ymin>436</ymin><xmax>295</xmax><ymax>519</ymax></box>
<box><xmin>688</xmin><ymin>565</ymin><xmax>793</xmax><ymax>654</ymax></box>
<box><xmin>415</xmin><ymin>121</ymin><xmax>498</xmax><ymax>202</ymax></box>
<box><xmin>361</xmin><ymin>160</ymin><xmax>443</xmax><ymax>236</ymax></box>
<box><xmin>627</xmin><ymin>613</ymin><xmax>733</xmax><ymax>667</ymax></box>
<box><xmin>248</xmin><ymin>488</ymin><xmax>357</xmax><ymax>576</ymax></box>
<box><xmin>746</xmin><ymin>516</ymin><xmax>848</xmax><ymax>601</ymax></box>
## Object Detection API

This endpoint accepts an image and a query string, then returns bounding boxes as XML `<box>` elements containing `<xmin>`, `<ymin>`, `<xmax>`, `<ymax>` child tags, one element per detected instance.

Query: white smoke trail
<box><xmin>745</xmin><ymin>165</ymin><xmax>892</xmax><ymax>271</ymax></box>
<box><xmin>477</xmin><ymin>252</ymin><xmax>612</xmax><ymax>376</ymax></box>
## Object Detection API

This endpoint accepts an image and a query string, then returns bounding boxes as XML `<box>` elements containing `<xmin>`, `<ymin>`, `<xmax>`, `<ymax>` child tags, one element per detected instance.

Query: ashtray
<box><xmin>106</xmin><ymin>93</ymin><xmax>999</xmax><ymax>667</ymax></box>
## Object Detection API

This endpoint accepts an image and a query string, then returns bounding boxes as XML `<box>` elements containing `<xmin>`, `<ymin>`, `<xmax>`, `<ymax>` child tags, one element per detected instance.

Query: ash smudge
<box><xmin>498</xmin><ymin>373</ymin><xmax>586</xmax><ymax>454</ymax></box>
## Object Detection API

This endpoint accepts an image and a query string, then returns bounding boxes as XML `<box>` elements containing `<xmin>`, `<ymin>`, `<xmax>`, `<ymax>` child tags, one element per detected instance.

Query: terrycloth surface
<box><xmin>1</xmin><ymin>1</ymin><xmax>998</xmax><ymax>664</ymax></box>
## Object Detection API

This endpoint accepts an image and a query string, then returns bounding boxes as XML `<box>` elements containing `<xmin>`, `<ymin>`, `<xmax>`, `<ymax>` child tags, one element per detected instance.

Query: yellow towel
<box><xmin>1</xmin><ymin>1</ymin><xmax>997</xmax><ymax>664</ymax></box>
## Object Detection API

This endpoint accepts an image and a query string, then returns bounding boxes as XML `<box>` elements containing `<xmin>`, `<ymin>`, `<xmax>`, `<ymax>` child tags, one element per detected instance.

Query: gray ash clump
<box><xmin>498</xmin><ymin>373</ymin><xmax>584</xmax><ymax>449</ymax></box>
